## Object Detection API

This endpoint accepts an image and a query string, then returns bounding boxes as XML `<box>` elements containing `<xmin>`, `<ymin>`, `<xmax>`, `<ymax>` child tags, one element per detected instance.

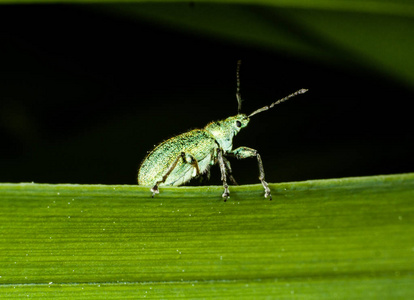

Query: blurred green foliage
<box><xmin>0</xmin><ymin>1</ymin><xmax>413</xmax><ymax>185</ymax></box>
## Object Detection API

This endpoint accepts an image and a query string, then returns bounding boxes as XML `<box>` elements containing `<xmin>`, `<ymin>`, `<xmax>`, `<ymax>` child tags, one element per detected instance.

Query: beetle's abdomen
<box><xmin>138</xmin><ymin>129</ymin><xmax>217</xmax><ymax>186</ymax></box>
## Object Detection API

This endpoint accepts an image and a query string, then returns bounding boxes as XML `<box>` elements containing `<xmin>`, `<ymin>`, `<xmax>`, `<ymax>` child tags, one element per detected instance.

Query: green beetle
<box><xmin>138</xmin><ymin>61</ymin><xmax>307</xmax><ymax>201</ymax></box>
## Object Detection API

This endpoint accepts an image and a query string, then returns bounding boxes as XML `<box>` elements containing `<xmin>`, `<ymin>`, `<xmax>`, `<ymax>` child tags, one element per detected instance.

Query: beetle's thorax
<box><xmin>204</xmin><ymin>114</ymin><xmax>249</xmax><ymax>153</ymax></box>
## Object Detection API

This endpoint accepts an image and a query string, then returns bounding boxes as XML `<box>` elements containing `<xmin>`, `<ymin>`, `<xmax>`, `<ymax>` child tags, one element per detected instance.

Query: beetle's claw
<box><xmin>222</xmin><ymin>189</ymin><xmax>230</xmax><ymax>202</ymax></box>
<box><xmin>264</xmin><ymin>189</ymin><xmax>272</xmax><ymax>200</ymax></box>
<box><xmin>261</xmin><ymin>180</ymin><xmax>272</xmax><ymax>200</ymax></box>
<box><xmin>151</xmin><ymin>186</ymin><xmax>159</xmax><ymax>198</ymax></box>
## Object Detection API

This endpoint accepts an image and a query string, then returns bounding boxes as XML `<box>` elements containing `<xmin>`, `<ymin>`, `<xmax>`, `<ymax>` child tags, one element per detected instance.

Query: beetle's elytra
<box><xmin>138</xmin><ymin>61</ymin><xmax>308</xmax><ymax>201</ymax></box>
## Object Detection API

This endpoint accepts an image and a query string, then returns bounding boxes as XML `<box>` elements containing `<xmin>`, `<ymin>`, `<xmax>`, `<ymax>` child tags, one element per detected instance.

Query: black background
<box><xmin>1</xmin><ymin>5</ymin><xmax>413</xmax><ymax>185</ymax></box>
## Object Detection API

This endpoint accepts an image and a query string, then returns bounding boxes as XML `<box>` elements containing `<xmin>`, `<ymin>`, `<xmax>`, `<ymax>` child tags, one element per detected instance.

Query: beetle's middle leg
<box><xmin>151</xmin><ymin>152</ymin><xmax>200</xmax><ymax>197</ymax></box>
<box><xmin>229</xmin><ymin>147</ymin><xmax>272</xmax><ymax>200</ymax></box>
<box><xmin>217</xmin><ymin>148</ymin><xmax>230</xmax><ymax>201</ymax></box>
<box><xmin>222</xmin><ymin>156</ymin><xmax>238</xmax><ymax>185</ymax></box>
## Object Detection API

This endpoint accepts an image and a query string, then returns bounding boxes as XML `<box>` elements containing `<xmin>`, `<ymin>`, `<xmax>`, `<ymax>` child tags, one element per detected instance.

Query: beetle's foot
<box><xmin>265</xmin><ymin>191</ymin><xmax>272</xmax><ymax>201</ymax></box>
<box><xmin>221</xmin><ymin>182</ymin><xmax>230</xmax><ymax>202</ymax></box>
<box><xmin>222</xmin><ymin>187</ymin><xmax>230</xmax><ymax>202</ymax></box>
<box><xmin>150</xmin><ymin>185</ymin><xmax>159</xmax><ymax>198</ymax></box>
<box><xmin>261</xmin><ymin>180</ymin><xmax>272</xmax><ymax>200</ymax></box>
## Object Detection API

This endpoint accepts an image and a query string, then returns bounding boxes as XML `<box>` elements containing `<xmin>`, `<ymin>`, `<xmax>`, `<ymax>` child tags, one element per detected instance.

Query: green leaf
<box><xmin>1</xmin><ymin>173</ymin><xmax>413</xmax><ymax>298</ymax></box>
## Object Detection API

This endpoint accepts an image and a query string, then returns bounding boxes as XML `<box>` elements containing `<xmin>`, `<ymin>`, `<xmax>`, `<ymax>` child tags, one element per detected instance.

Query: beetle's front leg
<box><xmin>230</xmin><ymin>147</ymin><xmax>272</xmax><ymax>200</ymax></box>
<box><xmin>217</xmin><ymin>148</ymin><xmax>230</xmax><ymax>201</ymax></box>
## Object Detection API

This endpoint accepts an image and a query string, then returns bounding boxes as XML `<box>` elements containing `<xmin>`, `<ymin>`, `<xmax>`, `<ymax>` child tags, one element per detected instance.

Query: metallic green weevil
<box><xmin>138</xmin><ymin>61</ymin><xmax>308</xmax><ymax>201</ymax></box>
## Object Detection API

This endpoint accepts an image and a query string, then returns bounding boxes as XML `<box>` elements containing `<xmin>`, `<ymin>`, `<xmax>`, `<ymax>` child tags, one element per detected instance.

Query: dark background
<box><xmin>1</xmin><ymin>5</ymin><xmax>413</xmax><ymax>185</ymax></box>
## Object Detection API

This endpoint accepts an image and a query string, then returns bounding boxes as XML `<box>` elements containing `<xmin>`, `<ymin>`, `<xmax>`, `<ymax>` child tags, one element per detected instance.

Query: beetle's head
<box><xmin>206</xmin><ymin>61</ymin><xmax>308</xmax><ymax>152</ymax></box>
<box><xmin>225</xmin><ymin>114</ymin><xmax>250</xmax><ymax>134</ymax></box>
<box><xmin>204</xmin><ymin>114</ymin><xmax>249</xmax><ymax>152</ymax></box>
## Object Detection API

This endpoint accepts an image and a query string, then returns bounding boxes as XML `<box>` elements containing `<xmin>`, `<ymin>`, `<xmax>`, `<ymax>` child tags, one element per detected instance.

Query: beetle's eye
<box><xmin>236</xmin><ymin>120</ymin><xmax>242</xmax><ymax>128</ymax></box>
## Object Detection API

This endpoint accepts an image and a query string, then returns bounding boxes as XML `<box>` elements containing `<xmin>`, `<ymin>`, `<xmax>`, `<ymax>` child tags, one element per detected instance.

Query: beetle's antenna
<box><xmin>236</xmin><ymin>60</ymin><xmax>242</xmax><ymax>113</ymax></box>
<box><xmin>248</xmin><ymin>88</ymin><xmax>308</xmax><ymax>118</ymax></box>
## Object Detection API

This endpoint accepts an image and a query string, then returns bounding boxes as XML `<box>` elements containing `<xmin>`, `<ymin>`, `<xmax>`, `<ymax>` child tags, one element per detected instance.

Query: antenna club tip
<box><xmin>299</xmin><ymin>88</ymin><xmax>309</xmax><ymax>94</ymax></box>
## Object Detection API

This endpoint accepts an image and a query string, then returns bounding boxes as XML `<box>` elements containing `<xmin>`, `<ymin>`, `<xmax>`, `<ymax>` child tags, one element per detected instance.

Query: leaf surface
<box><xmin>1</xmin><ymin>173</ymin><xmax>413</xmax><ymax>298</ymax></box>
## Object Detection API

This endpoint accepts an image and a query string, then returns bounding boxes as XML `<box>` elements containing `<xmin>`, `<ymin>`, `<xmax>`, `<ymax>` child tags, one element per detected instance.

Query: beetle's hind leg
<box><xmin>151</xmin><ymin>152</ymin><xmax>200</xmax><ymax>197</ymax></box>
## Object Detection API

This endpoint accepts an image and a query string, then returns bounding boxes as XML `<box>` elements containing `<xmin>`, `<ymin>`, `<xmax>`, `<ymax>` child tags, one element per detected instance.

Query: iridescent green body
<box><xmin>137</xmin><ymin>60</ymin><xmax>307</xmax><ymax>200</ymax></box>
<box><xmin>138</xmin><ymin>130</ymin><xmax>217</xmax><ymax>187</ymax></box>
<box><xmin>138</xmin><ymin>115</ymin><xmax>249</xmax><ymax>187</ymax></box>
